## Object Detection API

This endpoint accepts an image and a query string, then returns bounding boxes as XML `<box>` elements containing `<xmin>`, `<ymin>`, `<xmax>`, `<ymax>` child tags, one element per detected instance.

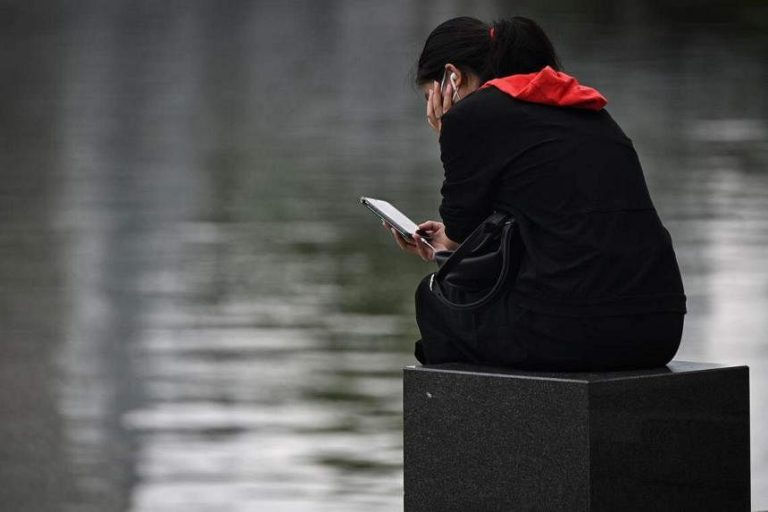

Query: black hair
<box><xmin>415</xmin><ymin>16</ymin><xmax>562</xmax><ymax>86</ymax></box>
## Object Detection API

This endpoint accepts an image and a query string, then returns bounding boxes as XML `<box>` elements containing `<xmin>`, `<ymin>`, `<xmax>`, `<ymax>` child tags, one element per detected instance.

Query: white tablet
<box><xmin>360</xmin><ymin>196</ymin><xmax>422</xmax><ymax>240</ymax></box>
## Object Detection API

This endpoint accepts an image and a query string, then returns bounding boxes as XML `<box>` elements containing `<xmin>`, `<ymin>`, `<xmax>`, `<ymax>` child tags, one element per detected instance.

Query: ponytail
<box><xmin>486</xmin><ymin>17</ymin><xmax>562</xmax><ymax>79</ymax></box>
<box><xmin>415</xmin><ymin>16</ymin><xmax>562</xmax><ymax>86</ymax></box>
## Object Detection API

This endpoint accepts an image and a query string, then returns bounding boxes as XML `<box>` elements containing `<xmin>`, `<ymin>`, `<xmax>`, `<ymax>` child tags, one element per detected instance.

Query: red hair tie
<box><xmin>489</xmin><ymin>26</ymin><xmax>495</xmax><ymax>39</ymax></box>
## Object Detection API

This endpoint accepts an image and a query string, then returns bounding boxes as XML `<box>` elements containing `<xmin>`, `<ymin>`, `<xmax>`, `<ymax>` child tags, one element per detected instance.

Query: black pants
<box><xmin>415</xmin><ymin>275</ymin><xmax>683</xmax><ymax>372</ymax></box>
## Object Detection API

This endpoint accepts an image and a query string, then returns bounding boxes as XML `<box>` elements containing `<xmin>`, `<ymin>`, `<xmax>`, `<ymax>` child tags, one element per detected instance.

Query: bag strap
<box><xmin>430</xmin><ymin>213</ymin><xmax>516</xmax><ymax>311</ymax></box>
<box><xmin>435</xmin><ymin>211</ymin><xmax>509</xmax><ymax>278</ymax></box>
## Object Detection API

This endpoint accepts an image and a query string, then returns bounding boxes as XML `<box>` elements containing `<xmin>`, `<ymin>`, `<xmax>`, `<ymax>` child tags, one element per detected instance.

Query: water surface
<box><xmin>1</xmin><ymin>1</ymin><xmax>767</xmax><ymax>510</ymax></box>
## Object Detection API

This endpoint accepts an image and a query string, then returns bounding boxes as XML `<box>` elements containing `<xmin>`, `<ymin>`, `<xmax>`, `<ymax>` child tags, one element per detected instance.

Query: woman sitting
<box><xmin>389</xmin><ymin>16</ymin><xmax>686</xmax><ymax>371</ymax></box>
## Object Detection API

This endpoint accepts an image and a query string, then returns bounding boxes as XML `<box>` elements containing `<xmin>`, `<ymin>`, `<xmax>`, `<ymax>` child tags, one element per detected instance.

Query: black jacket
<box><xmin>438</xmin><ymin>85</ymin><xmax>686</xmax><ymax>317</ymax></box>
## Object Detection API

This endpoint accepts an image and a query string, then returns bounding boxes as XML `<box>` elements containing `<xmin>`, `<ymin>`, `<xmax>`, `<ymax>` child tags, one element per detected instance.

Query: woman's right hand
<box><xmin>414</xmin><ymin>220</ymin><xmax>459</xmax><ymax>254</ymax></box>
<box><xmin>385</xmin><ymin>220</ymin><xmax>458</xmax><ymax>262</ymax></box>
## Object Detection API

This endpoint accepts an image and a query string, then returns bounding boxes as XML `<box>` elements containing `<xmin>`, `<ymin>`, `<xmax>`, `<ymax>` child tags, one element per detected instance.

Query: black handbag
<box><xmin>429</xmin><ymin>211</ymin><xmax>522</xmax><ymax>310</ymax></box>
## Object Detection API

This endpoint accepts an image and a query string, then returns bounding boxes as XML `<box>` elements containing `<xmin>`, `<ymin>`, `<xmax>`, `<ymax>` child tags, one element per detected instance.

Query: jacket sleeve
<box><xmin>438</xmin><ymin>106</ymin><xmax>496</xmax><ymax>243</ymax></box>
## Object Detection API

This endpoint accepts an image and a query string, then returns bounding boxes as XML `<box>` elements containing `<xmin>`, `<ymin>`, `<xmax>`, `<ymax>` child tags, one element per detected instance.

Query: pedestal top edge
<box><xmin>403</xmin><ymin>361</ymin><xmax>748</xmax><ymax>383</ymax></box>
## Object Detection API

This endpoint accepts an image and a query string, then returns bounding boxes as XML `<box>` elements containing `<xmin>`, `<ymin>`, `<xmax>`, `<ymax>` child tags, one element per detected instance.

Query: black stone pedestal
<box><xmin>403</xmin><ymin>361</ymin><xmax>750</xmax><ymax>512</ymax></box>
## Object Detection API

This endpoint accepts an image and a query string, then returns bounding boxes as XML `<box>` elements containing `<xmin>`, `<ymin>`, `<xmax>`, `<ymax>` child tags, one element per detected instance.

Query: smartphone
<box><xmin>360</xmin><ymin>196</ymin><xmax>432</xmax><ymax>241</ymax></box>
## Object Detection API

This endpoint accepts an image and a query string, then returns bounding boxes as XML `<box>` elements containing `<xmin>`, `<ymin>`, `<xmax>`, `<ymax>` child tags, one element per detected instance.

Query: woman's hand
<box><xmin>385</xmin><ymin>220</ymin><xmax>458</xmax><ymax>262</ymax></box>
<box><xmin>426</xmin><ymin>80</ymin><xmax>454</xmax><ymax>135</ymax></box>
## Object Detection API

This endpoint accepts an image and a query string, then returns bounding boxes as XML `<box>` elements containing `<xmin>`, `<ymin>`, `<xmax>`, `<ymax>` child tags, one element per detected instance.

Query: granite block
<box><xmin>403</xmin><ymin>361</ymin><xmax>750</xmax><ymax>512</ymax></box>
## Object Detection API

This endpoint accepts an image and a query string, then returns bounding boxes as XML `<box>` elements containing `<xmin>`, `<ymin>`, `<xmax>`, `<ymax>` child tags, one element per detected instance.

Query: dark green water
<box><xmin>1</xmin><ymin>1</ymin><xmax>767</xmax><ymax>510</ymax></box>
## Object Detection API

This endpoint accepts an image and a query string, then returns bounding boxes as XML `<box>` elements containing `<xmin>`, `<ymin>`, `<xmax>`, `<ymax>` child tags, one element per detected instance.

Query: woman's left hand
<box><xmin>426</xmin><ymin>80</ymin><xmax>454</xmax><ymax>135</ymax></box>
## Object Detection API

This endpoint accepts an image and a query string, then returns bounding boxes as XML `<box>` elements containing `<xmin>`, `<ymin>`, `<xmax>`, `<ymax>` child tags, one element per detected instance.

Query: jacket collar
<box><xmin>481</xmin><ymin>65</ymin><xmax>607</xmax><ymax>110</ymax></box>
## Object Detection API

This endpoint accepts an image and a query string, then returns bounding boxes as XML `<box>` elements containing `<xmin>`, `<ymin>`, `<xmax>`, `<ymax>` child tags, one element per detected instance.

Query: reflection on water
<box><xmin>1</xmin><ymin>1</ymin><xmax>767</xmax><ymax>510</ymax></box>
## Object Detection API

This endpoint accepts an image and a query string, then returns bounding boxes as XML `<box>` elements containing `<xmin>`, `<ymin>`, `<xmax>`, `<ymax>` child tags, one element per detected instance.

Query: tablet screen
<box><xmin>360</xmin><ymin>197</ymin><xmax>419</xmax><ymax>238</ymax></box>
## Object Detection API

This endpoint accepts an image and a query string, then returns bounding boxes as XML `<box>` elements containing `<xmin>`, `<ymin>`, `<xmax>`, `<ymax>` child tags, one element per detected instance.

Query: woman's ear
<box><xmin>444</xmin><ymin>63</ymin><xmax>463</xmax><ymax>88</ymax></box>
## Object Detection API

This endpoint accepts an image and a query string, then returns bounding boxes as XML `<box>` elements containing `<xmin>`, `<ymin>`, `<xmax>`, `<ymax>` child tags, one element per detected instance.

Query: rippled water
<box><xmin>1</xmin><ymin>1</ymin><xmax>767</xmax><ymax>510</ymax></box>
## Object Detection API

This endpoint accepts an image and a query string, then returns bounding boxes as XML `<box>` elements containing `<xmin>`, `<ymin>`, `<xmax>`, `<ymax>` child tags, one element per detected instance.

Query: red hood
<box><xmin>481</xmin><ymin>65</ymin><xmax>607</xmax><ymax>110</ymax></box>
